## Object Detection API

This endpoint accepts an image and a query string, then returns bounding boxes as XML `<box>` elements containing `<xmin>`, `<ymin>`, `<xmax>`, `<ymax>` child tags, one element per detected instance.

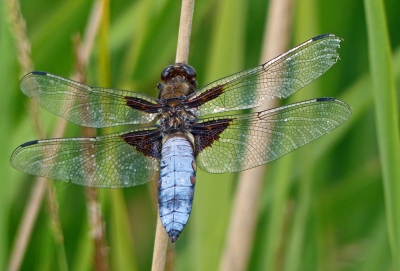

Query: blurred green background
<box><xmin>1</xmin><ymin>0</ymin><xmax>400</xmax><ymax>270</ymax></box>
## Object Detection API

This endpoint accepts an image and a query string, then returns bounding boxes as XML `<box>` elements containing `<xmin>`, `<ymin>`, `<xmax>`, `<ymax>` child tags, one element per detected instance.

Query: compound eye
<box><xmin>182</xmin><ymin>65</ymin><xmax>196</xmax><ymax>77</ymax></box>
<box><xmin>161</xmin><ymin>65</ymin><xmax>174</xmax><ymax>81</ymax></box>
<box><xmin>181</xmin><ymin>64</ymin><xmax>197</xmax><ymax>83</ymax></box>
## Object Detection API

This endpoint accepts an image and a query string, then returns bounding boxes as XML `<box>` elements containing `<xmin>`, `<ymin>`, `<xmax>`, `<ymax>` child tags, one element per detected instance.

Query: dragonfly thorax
<box><xmin>157</xmin><ymin>104</ymin><xmax>197</xmax><ymax>135</ymax></box>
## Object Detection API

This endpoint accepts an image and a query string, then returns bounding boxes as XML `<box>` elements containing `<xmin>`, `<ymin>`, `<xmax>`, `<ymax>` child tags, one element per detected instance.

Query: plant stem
<box><xmin>151</xmin><ymin>1</ymin><xmax>195</xmax><ymax>270</ymax></box>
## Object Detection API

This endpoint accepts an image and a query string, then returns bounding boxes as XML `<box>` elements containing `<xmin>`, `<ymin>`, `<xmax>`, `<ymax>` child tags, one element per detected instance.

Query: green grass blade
<box><xmin>283</xmin><ymin>1</ymin><xmax>319</xmax><ymax>269</ymax></box>
<box><xmin>263</xmin><ymin>155</ymin><xmax>293</xmax><ymax>271</ymax></box>
<box><xmin>70</xmin><ymin>220</ymin><xmax>93</xmax><ymax>271</ymax></box>
<box><xmin>0</xmin><ymin>3</ymin><xmax>19</xmax><ymax>269</ymax></box>
<box><xmin>109</xmin><ymin>189</ymin><xmax>138</xmax><ymax>271</ymax></box>
<box><xmin>189</xmin><ymin>0</ymin><xmax>246</xmax><ymax>270</ymax></box>
<box><xmin>364</xmin><ymin>0</ymin><xmax>400</xmax><ymax>267</ymax></box>
<box><xmin>97</xmin><ymin>2</ymin><xmax>137</xmax><ymax>270</ymax></box>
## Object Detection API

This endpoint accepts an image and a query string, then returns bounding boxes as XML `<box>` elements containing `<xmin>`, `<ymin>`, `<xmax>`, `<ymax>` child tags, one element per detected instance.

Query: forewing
<box><xmin>10</xmin><ymin>129</ymin><xmax>162</xmax><ymax>188</ymax></box>
<box><xmin>187</xmin><ymin>34</ymin><xmax>342</xmax><ymax>116</ymax></box>
<box><xmin>21</xmin><ymin>72</ymin><xmax>161</xmax><ymax>127</ymax></box>
<box><xmin>192</xmin><ymin>98</ymin><xmax>351</xmax><ymax>173</ymax></box>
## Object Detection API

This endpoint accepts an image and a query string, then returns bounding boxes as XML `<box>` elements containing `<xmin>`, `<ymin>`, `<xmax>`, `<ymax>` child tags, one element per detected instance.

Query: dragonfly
<box><xmin>11</xmin><ymin>34</ymin><xmax>351</xmax><ymax>242</ymax></box>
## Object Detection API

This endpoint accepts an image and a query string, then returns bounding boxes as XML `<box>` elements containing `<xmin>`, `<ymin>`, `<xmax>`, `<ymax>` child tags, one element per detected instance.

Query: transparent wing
<box><xmin>193</xmin><ymin>98</ymin><xmax>351</xmax><ymax>173</ymax></box>
<box><xmin>187</xmin><ymin>34</ymin><xmax>342</xmax><ymax>116</ymax></box>
<box><xmin>10</xmin><ymin>129</ymin><xmax>161</xmax><ymax>188</ymax></box>
<box><xmin>21</xmin><ymin>72</ymin><xmax>161</xmax><ymax>128</ymax></box>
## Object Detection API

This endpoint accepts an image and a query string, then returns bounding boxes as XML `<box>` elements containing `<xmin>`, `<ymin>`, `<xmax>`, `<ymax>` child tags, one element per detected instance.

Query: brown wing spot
<box><xmin>191</xmin><ymin>118</ymin><xmax>233</xmax><ymax>156</ymax></box>
<box><xmin>125</xmin><ymin>97</ymin><xmax>161</xmax><ymax>113</ymax></box>
<box><xmin>120</xmin><ymin>130</ymin><xmax>162</xmax><ymax>159</ymax></box>
<box><xmin>185</xmin><ymin>85</ymin><xmax>224</xmax><ymax>108</ymax></box>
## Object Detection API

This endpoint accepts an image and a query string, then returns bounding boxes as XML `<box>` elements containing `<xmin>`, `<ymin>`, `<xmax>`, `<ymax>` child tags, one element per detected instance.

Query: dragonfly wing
<box><xmin>10</xmin><ymin>129</ymin><xmax>162</xmax><ymax>188</ymax></box>
<box><xmin>21</xmin><ymin>72</ymin><xmax>161</xmax><ymax>127</ymax></box>
<box><xmin>192</xmin><ymin>98</ymin><xmax>351</xmax><ymax>173</ymax></box>
<box><xmin>186</xmin><ymin>34</ymin><xmax>342</xmax><ymax>116</ymax></box>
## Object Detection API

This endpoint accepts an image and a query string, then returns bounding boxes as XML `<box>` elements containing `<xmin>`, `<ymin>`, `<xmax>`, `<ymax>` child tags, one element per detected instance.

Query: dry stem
<box><xmin>6</xmin><ymin>1</ymin><xmax>103</xmax><ymax>270</ymax></box>
<box><xmin>151</xmin><ymin>0</ymin><xmax>195</xmax><ymax>270</ymax></box>
<box><xmin>218</xmin><ymin>0</ymin><xmax>294</xmax><ymax>270</ymax></box>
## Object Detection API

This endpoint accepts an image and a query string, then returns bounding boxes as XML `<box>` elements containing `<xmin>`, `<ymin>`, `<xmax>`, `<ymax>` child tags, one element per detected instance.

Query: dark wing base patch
<box><xmin>120</xmin><ymin>130</ymin><xmax>162</xmax><ymax>159</ymax></box>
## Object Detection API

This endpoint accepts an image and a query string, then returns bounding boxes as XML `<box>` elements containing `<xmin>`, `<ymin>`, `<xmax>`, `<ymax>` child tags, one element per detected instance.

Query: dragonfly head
<box><xmin>158</xmin><ymin>63</ymin><xmax>197</xmax><ymax>99</ymax></box>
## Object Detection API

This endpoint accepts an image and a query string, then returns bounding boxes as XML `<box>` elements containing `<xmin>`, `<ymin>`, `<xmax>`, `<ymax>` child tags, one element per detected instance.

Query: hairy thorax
<box><xmin>156</xmin><ymin>64</ymin><xmax>198</xmax><ymax>135</ymax></box>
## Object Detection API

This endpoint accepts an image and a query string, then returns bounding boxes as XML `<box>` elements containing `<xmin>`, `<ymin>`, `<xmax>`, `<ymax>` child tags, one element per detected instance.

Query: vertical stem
<box><xmin>6</xmin><ymin>1</ymin><xmax>104</xmax><ymax>270</ymax></box>
<box><xmin>98</xmin><ymin>0</ymin><xmax>111</xmax><ymax>87</ymax></box>
<box><xmin>175</xmin><ymin>0</ymin><xmax>195</xmax><ymax>64</ymax></box>
<box><xmin>74</xmin><ymin>6</ymin><xmax>110</xmax><ymax>267</ymax></box>
<box><xmin>152</xmin><ymin>217</ymin><xmax>170</xmax><ymax>271</ymax></box>
<box><xmin>364</xmin><ymin>0</ymin><xmax>400</xmax><ymax>267</ymax></box>
<box><xmin>151</xmin><ymin>0</ymin><xmax>195</xmax><ymax>270</ymax></box>
<box><xmin>7</xmin><ymin>178</ymin><xmax>47</xmax><ymax>271</ymax></box>
<box><xmin>218</xmin><ymin>0</ymin><xmax>293</xmax><ymax>270</ymax></box>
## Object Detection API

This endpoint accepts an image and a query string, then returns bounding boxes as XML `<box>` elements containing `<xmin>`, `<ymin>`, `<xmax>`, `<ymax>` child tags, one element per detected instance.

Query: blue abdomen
<box><xmin>158</xmin><ymin>135</ymin><xmax>196</xmax><ymax>242</ymax></box>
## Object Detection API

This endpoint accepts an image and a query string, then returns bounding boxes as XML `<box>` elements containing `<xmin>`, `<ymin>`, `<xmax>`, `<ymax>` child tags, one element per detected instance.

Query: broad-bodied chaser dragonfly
<box><xmin>11</xmin><ymin>34</ymin><xmax>351</xmax><ymax>242</ymax></box>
